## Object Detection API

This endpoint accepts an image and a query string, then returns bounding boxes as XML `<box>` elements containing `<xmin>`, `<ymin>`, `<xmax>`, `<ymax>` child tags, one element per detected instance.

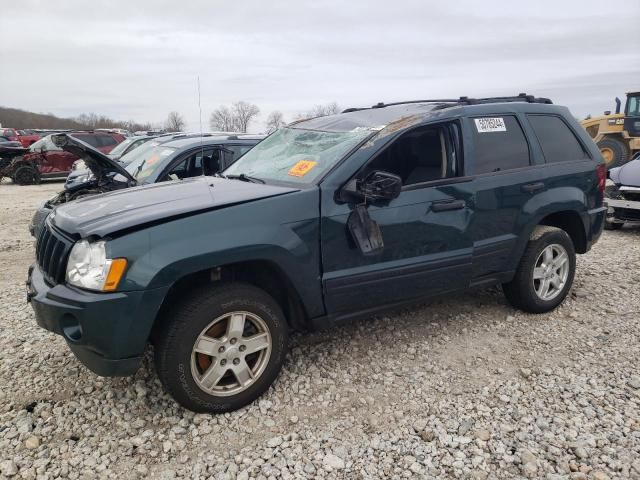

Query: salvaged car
<box><xmin>0</xmin><ymin>144</ymin><xmax>28</xmax><ymax>179</ymax></box>
<box><xmin>8</xmin><ymin>131</ymin><xmax>126</xmax><ymax>185</ymax></box>
<box><xmin>604</xmin><ymin>151</ymin><xmax>640</xmax><ymax>229</ymax></box>
<box><xmin>27</xmin><ymin>94</ymin><xmax>606</xmax><ymax>412</ymax></box>
<box><xmin>28</xmin><ymin>133</ymin><xmax>264</xmax><ymax>237</ymax></box>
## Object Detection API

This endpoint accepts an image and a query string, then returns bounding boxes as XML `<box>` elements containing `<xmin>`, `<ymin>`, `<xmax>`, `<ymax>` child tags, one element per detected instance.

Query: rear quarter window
<box><xmin>527</xmin><ymin>115</ymin><xmax>589</xmax><ymax>163</ymax></box>
<box><xmin>470</xmin><ymin>115</ymin><xmax>530</xmax><ymax>174</ymax></box>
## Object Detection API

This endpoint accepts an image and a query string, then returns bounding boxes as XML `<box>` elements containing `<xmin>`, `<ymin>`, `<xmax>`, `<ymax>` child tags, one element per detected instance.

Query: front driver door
<box><xmin>320</xmin><ymin>122</ymin><xmax>474</xmax><ymax>318</ymax></box>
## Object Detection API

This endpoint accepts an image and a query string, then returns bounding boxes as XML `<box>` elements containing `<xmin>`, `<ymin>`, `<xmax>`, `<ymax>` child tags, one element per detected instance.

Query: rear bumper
<box><xmin>586</xmin><ymin>205</ymin><xmax>607</xmax><ymax>249</ymax></box>
<box><xmin>27</xmin><ymin>263</ymin><xmax>168</xmax><ymax>377</ymax></box>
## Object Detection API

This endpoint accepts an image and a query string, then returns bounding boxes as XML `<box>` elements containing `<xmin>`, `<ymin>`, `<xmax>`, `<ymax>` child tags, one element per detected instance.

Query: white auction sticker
<box><xmin>474</xmin><ymin>117</ymin><xmax>507</xmax><ymax>133</ymax></box>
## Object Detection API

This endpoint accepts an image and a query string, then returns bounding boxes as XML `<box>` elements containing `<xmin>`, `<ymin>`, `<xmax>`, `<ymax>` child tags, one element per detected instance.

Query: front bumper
<box><xmin>27</xmin><ymin>263</ymin><xmax>169</xmax><ymax>377</ymax></box>
<box><xmin>605</xmin><ymin>198</ymin><xmax>640</xmax><ymax>223</ymax></box>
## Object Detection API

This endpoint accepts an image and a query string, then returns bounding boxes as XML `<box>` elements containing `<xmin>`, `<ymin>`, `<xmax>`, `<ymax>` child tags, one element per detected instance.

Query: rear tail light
<box><xmin>596</xmin><ymin>164</ymin><xmax>606</xmax><ymax>198</ymax></box>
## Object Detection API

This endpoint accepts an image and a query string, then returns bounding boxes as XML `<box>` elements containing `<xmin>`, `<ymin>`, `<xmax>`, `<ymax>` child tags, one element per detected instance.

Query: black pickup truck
<box><xmin>27</xmin><ymin>94</ymin><xmax>606</xmax><ymax>412</ymax></box>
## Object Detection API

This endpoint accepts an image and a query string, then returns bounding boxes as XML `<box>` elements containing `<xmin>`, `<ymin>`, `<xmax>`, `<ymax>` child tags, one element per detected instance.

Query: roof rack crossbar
<box><xmin>341</xmin><ymin>93</ymin><xmax>552</xmax><ymax>113</ymax></box>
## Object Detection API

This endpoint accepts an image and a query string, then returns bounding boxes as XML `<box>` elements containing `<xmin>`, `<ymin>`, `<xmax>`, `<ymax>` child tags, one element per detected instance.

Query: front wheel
<box><xmin>604</xmin><ymin>219</ymin><xmax>623</xmax><ymax>230</ymax></box>
<box><xmin>503</xmin><ymin>226</ymin><xmax>576</xmax><ymax>313</ymax></box>
<box><xmin>13</xmin><ymin>165</ymin><xmax>40</xmax><ymax>185</ymax></box>
<box><xmin>154</xmin><ymin>282</ymin><xmax>288</xmax><ymax>413</ymax></box>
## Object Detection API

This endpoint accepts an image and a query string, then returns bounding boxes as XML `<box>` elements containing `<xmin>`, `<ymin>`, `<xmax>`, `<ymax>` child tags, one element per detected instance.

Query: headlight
<box><xmin>66</xmin><ymin>240</ymin><xmax>127</xmax><ymax>292</ymax></box>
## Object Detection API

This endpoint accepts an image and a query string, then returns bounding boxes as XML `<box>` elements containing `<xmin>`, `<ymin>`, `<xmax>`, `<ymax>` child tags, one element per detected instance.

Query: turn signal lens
<box><xmin>103</xmin><ymin>258</ymin><xmax>128</xmax><ymax>292</ymax></box>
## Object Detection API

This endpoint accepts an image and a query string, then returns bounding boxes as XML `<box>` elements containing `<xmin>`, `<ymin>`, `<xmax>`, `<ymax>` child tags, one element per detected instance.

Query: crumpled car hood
<box><xmin>51</xmin><ymin>134</ymin><xmax>135</xmax><ymax>183</ymax></box>
<box><xmin>609</xmin><ymin>158</ymin><xmax>640</xmax><ymax>187</ymax></box>
<box><xmin>52</xmin><ymin>176</ymin><xmax>299</xmax><ymax>237</ymax></box>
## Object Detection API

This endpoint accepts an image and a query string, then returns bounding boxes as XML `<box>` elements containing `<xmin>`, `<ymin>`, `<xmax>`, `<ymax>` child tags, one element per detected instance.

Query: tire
<box><xmin>604</xmin><ymin>220</ymin><xmax>623</xmax><ymax>230</ymax></box>
<box><xmin>154</xmin><ymin>282</ymin><xmax>288</xmax><ymax>413</ymax></box>
<box><xmin>13</xmin><ymin>165</ymin><xmax>40</xmax><ymax>185</ymax></box>
<box><xmin>597</xmin><ymin>137</ymin><xmax>629</xmax><ymax>169</ymax></box>
<box><xmin>502</xmin><ymin>226</ymin><xmax>576</xmax><ymax>313</ymax></box>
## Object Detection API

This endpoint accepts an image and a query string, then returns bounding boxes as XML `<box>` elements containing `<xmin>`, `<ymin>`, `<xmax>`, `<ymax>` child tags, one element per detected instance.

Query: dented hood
<box><xmin>52</xmin><ymin>176</ymin><xmax>299</xmax><ymax>237</ymax></box>
<box><xmin>51</xmin><ymin>133</ymin><xmax>136</xmax><ymax>183</ymax></box>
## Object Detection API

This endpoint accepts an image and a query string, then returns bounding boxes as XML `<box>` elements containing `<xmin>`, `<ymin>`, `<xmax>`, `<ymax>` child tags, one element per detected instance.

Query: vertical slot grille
<box><xmin>35</xmin><ymin>223</ymin><xmax>73</xmax><ymax>285</ymax></box>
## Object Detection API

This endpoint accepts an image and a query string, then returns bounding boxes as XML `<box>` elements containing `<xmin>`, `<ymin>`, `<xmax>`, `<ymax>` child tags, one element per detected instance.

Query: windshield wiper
<box><xmin>226</xmin><ymin>173</ymin><xmax>265</xmax><ymax>184</ymax></box>
<box><xmin>132</xmin><ymin>159</ymin><xmax>146</xmax><ymax>180</ymax></box>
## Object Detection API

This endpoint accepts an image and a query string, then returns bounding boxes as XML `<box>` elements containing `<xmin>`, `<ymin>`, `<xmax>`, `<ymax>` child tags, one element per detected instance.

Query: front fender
<box><xmin>107</xmin><ymin>189</ymin><xmax>324</xmax><ymax>318</ymax></box>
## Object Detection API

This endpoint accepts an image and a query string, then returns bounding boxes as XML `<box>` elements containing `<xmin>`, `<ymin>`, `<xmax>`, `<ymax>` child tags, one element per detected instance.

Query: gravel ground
<box><xmin>1</xmin><ymin>181</ymin><xmax>639</xmax><ymax>480</ymax></box>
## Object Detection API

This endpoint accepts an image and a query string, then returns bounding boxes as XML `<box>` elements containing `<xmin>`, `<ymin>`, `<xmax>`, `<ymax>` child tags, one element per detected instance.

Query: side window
<box><xmin>166</xmin><ymin>159</ymin><xmax>188</xmax><ymax>180</ymax></box>
<box><xmin>527</xmin><ymin>115</ymin><xmax>589</xmax><ymax>163</ymax></box>
<box><xmin>627</xmin><ymin>96</ymin><xmax>640</xmax><ymax>116</ymax></box>
<box><xmin>470</xmin><ymin>115</ymin><xmax>530</xmax><ymax>174</ymax></box>
<box><xmin>165</xmin><ymin>148</ymin><xmax>219</xmax><ymax>180</ymax></box>
<box><xmin>363</xmin><ymin>124</ymin><xmax>458</xmax><ymax>187</ymax></box>
<box><xmin>223</xmin><ymin>144</ymin><xmax>253</xmax><ymax>168</ymax></box>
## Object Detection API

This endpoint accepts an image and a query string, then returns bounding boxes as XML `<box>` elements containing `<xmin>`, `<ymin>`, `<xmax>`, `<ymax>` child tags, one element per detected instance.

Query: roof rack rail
<box><xmin>341</xmin><ymin>93</ymin><xmax>552</xmax><ymax>113</ymax></box>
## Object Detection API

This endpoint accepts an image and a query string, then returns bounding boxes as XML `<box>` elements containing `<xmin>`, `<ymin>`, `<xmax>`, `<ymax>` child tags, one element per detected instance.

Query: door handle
<box><xmin>521</xmin><ymin>182</ymin><xmax>544</xmax><ymax>193</ymax></box>
<box><xmin>431</xmin><ymin>199</ymin><xmax>466</xmax><ymax>212</ymax></box>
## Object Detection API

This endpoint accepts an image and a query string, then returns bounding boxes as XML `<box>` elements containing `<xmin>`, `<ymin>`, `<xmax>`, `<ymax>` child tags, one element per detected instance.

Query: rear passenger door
<box><xmin>464</xmin><ymin>114</ymin><xmax>545</xmax><ymax>284</ymax></box>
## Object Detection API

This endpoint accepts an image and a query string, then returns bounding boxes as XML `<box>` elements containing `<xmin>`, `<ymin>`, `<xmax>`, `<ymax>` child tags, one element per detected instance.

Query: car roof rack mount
<box><xmin>342</xmin><ymin>93</ymin><xmax>553</xmax><ymax>113</ymax></box>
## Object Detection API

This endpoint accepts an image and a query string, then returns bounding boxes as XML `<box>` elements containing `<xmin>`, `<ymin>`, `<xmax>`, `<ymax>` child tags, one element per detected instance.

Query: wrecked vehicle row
<box><xmin>29</xmin><ymin>133</ymin><xmax>264</xmax><ymax>237</ymax></box>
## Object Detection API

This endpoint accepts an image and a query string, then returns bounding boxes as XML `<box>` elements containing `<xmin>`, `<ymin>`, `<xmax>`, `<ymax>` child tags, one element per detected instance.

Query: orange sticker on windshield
<box><xmin>288</xmin><ymin>160</ymin><xmax>317</xmax><ymax>177</ymax></box>
<box><xmin>146</xmin><ymin>154</ymin><xmax>160</xmax><ymax>165</ymax></box>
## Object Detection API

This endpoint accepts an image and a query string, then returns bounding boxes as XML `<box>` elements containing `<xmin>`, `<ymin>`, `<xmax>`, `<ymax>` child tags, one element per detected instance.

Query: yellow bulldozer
<box><xmin>581</xmin><ymin>91</ymin><xmax>640</xmax><ymax>168</ymax></box>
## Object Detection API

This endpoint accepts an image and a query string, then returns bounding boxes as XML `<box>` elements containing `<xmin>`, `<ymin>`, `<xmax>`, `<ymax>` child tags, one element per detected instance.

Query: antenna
<box><xmin>197</xmin><ymin>76</ymin><xmax>205</xmax><ymax>175</ymax></box>
<box><xmin>198</xmin><ymin>76</ymin><xmax>203</xmax><ymax>136</ymax></box>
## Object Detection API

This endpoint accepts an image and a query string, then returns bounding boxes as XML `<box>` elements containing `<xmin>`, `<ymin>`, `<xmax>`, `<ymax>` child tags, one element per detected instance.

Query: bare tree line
<box><xmin>0</xmin><ymin>106</ymin><xmax>155</xmax><ymax>132</ymax></box>
<box><xmin>1</xmin><ymin>100</ymin><xmax>342</xmax><ymax>135</ymax></box>
<box><xmin>210</xmin><ymin>101</ymin><xmax>341</xmax><ymax>133</ymax></box>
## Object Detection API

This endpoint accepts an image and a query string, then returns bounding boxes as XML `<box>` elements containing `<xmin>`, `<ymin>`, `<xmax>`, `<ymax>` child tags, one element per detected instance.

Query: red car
<box><xmin>7</xmin><ymin>131</ymin><xmax>125</xmax><ymax>184</ymax></box>
<box><xmin>16</xmin><ymin>130</ymin><xmax>41</xmax><ymax>147</ymax></box>
<box><xmin>1</xmin><ymin>128</ymin><xmax>19</xmax><ymax>142</ymax></box>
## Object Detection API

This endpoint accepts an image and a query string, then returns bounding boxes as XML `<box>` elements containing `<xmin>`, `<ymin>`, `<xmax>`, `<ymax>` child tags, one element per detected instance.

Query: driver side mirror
<box><xmin>341</xmin><ymin>170</ymin><xmax>402</xmax><ymax>204</ymax></box>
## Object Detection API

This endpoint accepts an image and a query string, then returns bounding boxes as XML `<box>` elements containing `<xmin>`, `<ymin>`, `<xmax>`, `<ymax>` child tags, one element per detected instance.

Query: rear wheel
<box><xmin>154</xmin><ymin>282</ymin><xmax>288</xmax><ymax>413</ymax></box>
<box><xmin>503</xmin><ymin>226</ymin><xmax>576</xmax><ymax>313</ymax></box>
<box><xmin>13</xmin><ymin>165</ymin><xmax>40</xmax><ymax>185</ymax></box>
<box><xmin>597</xmin><ymin>137</ymin><xmax>629</xmax><ymax>168</ymax></box>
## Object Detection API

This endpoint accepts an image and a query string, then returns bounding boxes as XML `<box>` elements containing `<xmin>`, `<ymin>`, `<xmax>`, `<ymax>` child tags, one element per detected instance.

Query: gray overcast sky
<box><xmin>1</xmin><ymin>0</ymin><xmax>638</xmax><ymax>132</ymax></box>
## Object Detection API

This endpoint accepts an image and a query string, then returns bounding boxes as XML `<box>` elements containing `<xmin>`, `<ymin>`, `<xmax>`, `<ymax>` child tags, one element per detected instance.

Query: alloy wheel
<box><xmin>190</xmin><ymin>311</ymin><xmax>272</xmax><ymax>397</ymax></box>
<box><xmin>532</xmin><ymin>243</ymin><xmax>570</xmax><ymax>301</ymax></box>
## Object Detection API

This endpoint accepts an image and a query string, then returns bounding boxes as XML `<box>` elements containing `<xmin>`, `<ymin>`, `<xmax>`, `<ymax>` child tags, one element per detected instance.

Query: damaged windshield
<box><xmin>223</xmin><ymin>127</ymin><xmax>372</xmax><ymax>184</ymax></box>
<box><xmin>124</xmin><ymin>145</ymin><xmax>176</xmax><ymax>182</ymax></box>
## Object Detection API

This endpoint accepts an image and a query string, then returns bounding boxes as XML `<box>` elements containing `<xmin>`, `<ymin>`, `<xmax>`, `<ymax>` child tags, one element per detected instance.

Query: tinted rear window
<box><xmin>73</xmin><ymin>134</ymin><xmax>100</xmax><ymax>148</ymax></box>
<box><xmin>527</xmin><ymin>115</ymin><xmax>589</xmax><ymax>163</ymax></box>
<box><xmin>98</xmin><ymin>135</ymin><xmax>118</xmax><ymax>147</ymax></box>
<box><xmin>470</xmin><ymin>115</ymin><xmax>530</xmax><ymax>174</ymax></box>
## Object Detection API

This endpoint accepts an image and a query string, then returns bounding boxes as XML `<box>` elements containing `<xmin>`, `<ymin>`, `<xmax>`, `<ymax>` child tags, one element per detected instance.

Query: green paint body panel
<box><xmin>27</xmin><ymin>101</ymin><xmax>607</xmax><ymax>376</ymax></box>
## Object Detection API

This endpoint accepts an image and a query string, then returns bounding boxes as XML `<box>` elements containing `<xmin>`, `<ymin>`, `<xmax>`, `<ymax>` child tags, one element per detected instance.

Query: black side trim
<box><xmin>324</xmin><ymin>253</ymin><xmax>470</xmax><ymax>292</ymax></box>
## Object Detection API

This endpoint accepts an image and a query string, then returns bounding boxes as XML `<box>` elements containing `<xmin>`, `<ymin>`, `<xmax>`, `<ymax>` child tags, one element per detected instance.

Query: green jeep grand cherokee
<box><xmin>27</xmin><ymin>94</ymin><xmax>607</xmax><ymax>412</ymax></box>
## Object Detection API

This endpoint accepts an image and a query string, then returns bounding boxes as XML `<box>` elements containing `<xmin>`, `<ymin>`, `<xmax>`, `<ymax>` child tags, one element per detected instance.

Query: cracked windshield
<box><xmin>224</xmin><ymin>127</ymin><xmax>372</xmax><ymax>183</ymax></box>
